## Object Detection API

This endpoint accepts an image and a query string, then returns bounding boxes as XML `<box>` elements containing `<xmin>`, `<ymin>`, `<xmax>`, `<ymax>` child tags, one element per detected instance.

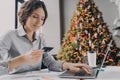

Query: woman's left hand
<box><xmin>62</xmin><ymin>62</ymin><xmax>91</xmax><ymax>74</ymax></box>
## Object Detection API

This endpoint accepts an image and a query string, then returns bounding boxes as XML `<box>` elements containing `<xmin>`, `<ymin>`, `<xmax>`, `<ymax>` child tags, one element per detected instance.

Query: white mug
<box><xmin>87</xmin><ymin>51</ymin><xmax>96</xmax><ymax>67</ymax></box>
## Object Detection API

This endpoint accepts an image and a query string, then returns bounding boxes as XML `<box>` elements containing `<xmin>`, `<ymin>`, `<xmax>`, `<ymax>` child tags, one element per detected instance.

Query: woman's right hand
<box><xmin>9</xmin><ymin>49</ymin><xmax>44</xmax><ymax>71</ymax></box>
<box><xmin>24</xmin><ymin>49</ymin><xmax>44</xmax><ymax>64</ymax></box>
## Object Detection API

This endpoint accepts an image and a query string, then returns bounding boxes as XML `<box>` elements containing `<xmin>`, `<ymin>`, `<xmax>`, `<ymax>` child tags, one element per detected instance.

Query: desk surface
<box><xmin>88</xmin><ymin>66</ymin><xmax>120</xmax><ymax>80</ymax></box>
<box><xmin>0</xmin><ymin>66</ymin><xmax>120</xmax><ymax>80</ymax></box>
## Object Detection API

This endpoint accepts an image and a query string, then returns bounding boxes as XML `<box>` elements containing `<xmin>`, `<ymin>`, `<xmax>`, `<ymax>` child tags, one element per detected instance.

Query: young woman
<box><xmin>0</xmin><ymin>0</ymin><xmax>90</xmax><ymax>74</ymax></box>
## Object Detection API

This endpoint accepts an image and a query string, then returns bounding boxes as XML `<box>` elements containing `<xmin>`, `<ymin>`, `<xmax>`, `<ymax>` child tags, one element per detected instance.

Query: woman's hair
<box><xmin>18</xmin><ymin>0</ymin><xmax>48</xmax><ymax>26</ymax></box>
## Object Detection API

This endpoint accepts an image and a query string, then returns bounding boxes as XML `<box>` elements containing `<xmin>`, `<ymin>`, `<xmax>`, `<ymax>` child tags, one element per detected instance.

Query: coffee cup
<box><xmin>87</xmin><ymin>51</ymin><xmax>96</xmax><ymax>67</ymax></box>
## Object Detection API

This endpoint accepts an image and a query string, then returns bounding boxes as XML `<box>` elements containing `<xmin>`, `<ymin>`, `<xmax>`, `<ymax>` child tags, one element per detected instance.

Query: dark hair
<box><xmin>18</xmin><ymin>0</ymin><xmax>48</xmax><ymax>26</ymax></box>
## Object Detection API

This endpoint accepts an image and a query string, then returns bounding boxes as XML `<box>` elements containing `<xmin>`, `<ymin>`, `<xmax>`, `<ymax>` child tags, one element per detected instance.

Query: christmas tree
<box><xmin>57</xmin><ymin>0</ymin><xmax>120</xmax><ymax>65</ymax></box>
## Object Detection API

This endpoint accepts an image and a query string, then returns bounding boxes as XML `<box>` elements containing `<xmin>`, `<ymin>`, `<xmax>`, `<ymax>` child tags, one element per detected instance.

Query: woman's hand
<box><xmin>9</xmin><ymin>49</ymin><xmax>44</xmax><ymax>71</ymax></box>
<box><xmin>24</xmin><ymin>49</ymin><xmax>44</xmax><ymax>64</ymax></box>
<box><xmin>62</xmin><ymin>62</ymin><xmax>91</xmax><ymax>74</ymax></box>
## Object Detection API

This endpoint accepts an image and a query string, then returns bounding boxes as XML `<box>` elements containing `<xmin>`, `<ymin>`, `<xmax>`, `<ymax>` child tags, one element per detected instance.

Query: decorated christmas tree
<box><xmin>57</xmin><ymin>0</ymin><xmax>120</xmax><ymax>65</ymax></box>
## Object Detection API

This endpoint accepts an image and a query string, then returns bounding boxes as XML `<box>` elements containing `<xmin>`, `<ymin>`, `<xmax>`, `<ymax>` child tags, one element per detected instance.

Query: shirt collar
<box><xmin>17</xmin><ymin>26</ymin><xmax>26</xmax><ymax>36</ymax></box>
<box><xmin>17</xmin><ymin>26</ymin><xmax>39</xmax><ymax>40</ymax></box>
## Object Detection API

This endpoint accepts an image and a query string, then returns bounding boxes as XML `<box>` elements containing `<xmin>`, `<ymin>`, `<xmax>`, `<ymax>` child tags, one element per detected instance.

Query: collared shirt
<box><xmin>0</xmin><ymin>26</ymin><xmax>63</xmax><ymax>74</ymax></box>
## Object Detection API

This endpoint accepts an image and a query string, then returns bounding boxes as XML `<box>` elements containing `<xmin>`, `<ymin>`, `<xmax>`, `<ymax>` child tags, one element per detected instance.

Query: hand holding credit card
<box><xmin>42</xmin><ymin>47</ymin><xmax>53</xmax><ymax>52</ymax></box>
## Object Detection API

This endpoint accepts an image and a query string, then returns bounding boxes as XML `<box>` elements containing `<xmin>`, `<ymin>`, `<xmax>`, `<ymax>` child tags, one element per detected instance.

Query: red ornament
<box><xmin>79</xmin><ymin>0</ymin><xmax>84</xmax><ymax>4</ymax></box>
<box><xmin>84</xmin><ymin>34</ymin><xmax>89</xmax><ymax>40</ymax></box>
<box><xmin>72</xmin><ymin>33</ymin><xmax>76</xmax><ymax>37</ymax></box>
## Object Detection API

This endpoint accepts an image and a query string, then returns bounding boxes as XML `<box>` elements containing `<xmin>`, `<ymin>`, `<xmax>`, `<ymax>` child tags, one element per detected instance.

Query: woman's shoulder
<box><xmin>0</xmin><ymin>29</ymin><xmax>17</xmax><ymax>38</ymax></box>
<box><xmin>0</xmin><ymin>29</ymin><xmax>16</xmax><ymax>41</ymax></box>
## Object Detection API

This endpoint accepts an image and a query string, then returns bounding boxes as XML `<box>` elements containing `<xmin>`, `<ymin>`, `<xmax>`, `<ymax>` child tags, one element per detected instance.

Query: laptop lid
<box><xmin>98</xmin><ymin>40</ymin><xmax>113</xmax><ymax>69</ymax></box>
<box><xmin>58</xmin><ymin>40</ymin><xmax>113</xmax><ymax>79</ymax></box>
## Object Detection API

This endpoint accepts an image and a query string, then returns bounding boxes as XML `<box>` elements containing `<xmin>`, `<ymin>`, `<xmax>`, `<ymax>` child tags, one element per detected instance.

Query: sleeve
<box><xmin>43</xmin><ymin>53</ymin><xmax>64</xmax><ymax>72</ymax></box>
<box><xmin>8</xmin><ymin>63</ymin><xmax>35</xmax><ymax>74</ymax></box>
<box><xmin>0</xmin><ymin>32</ymin><xmax>12</xmax><ymax>74</ymax></box>
<box><xmin>0</xmin><ymin>32</ymin><xmax>36</xmax><ymax>74</ymax></box>
<box><xmin>40</xmin><ymin>36</ymin><xmax>64</xmax><ymax>72</ymax></box>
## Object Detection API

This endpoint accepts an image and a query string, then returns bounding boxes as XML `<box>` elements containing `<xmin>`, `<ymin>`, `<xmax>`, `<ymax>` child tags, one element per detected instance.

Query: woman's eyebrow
<box><xmin>32</xmin><ymin>13</ymin><xmax>45</xmax><ymax>18</ymax></box>
<box><xmin>32</xmin><ymin>13</ymin><xmax>39</xmax><ymax>16</ymax></box>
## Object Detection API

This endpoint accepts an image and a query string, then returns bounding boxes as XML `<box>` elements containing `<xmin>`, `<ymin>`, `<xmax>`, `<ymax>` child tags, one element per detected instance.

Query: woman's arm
<box><xmin>9</xmin><ymin>49</ymin><xmax>44</xmax><ymax>72</ymax></box>
<box><xmin>42</xmin><ymin>53</ymin><xmax>64</xmax><ymax>71</ymax></box>
<box><xmin>9</xmin><ymin>55</ymin><xmax>26</xmax><ymax>71</ymax></box>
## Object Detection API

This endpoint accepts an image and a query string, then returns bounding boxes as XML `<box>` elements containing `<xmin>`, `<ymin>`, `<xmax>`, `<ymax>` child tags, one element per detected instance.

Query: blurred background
<box><xmin>0</xmin><ymin>0</ymin><xmax>119</xmax><ymax>55</ymax></box>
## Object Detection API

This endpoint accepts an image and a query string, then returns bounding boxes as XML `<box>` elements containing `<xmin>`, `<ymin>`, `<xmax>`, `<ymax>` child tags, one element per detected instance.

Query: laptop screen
<box><xmin>97</xmin><ymin>40</ymin><xmax>113</xmax><ymax>69</ymax></box>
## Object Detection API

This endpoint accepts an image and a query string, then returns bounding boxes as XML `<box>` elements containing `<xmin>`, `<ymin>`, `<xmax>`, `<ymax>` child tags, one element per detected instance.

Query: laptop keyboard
<box><xmin>74</xmin><ymin>68</ymin><xmax>95</xmax><ymax>76</ymax></box>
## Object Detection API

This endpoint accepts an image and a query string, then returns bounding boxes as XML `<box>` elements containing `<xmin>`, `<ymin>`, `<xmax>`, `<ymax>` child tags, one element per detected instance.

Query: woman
<box><xmin>0</xmin><ymin>0</ymin><xmax>90</xmax><ymax>74</ymax></box>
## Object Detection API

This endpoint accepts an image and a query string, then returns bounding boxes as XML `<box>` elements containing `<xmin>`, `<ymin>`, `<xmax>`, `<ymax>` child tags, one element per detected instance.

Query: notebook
<box><xmin>58</xmin><ymin>40</ymin><xmax>113</xmax><ymax>79</ymax></box>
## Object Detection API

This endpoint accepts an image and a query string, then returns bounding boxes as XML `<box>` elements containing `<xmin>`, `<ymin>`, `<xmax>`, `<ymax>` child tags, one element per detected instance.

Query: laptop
<box><xmin>58</xmin><ymin>40</ymin><xmax>113</xmax><ymax>79</ymax></box>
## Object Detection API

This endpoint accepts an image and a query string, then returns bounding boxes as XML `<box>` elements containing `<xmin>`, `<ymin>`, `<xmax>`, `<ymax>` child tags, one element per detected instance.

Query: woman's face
<box><xmin>25</xmin><ymin>8</ymin><xmax>45</xmax><ymax>32</ymax></box>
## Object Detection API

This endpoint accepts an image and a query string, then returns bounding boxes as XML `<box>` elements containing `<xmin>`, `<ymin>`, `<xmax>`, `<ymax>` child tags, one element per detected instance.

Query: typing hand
<box><xmin>62</xmin><ymin>62</ymin><xmax>91</xmax><ymax>74</ymax></box>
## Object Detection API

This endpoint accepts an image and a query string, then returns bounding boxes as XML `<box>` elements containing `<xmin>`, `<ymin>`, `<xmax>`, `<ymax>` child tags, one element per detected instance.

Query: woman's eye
<box><xmin>33</xmin><ymin>15</ymin><xmax>39</xmax><ymax>18</ymax></box>
<box><xmin>41</xmin><ymin>18</ymin><xmax>44</xmax><ymax>21</ymax></box>
<box><xmin>32</xmin><ymin>15</ymin><xmax>44</xmax><ymax>21</ymax></box>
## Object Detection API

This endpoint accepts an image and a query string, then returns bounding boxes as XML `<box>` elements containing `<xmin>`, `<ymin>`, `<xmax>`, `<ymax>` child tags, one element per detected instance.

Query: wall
<box><xmin>42</xmin><ymin>0</ymin><xmax>61</xmax><ymax>55</ymax></box>
<box><xmin>0</xmin><ymin>0</ymin><xmax>15</xmax><ymax>37</ymax></box>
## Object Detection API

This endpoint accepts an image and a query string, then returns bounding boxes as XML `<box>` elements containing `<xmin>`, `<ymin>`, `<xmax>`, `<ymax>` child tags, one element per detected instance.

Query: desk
<box><xmin>88</xmin><ymin>66</ymin><xmax>120</xmax><ymax>80</ymax></box>
<box><xmin>0</xmin><ymin>66</ymin><xmax>120</xmax><ymax>80</ymax></box>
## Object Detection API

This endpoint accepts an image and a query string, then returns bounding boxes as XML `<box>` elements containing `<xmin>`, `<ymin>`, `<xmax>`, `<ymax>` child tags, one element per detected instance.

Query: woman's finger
<box><xmin>82</xmin><ymin>66</ymin><xmax>91</xmax><ymax>74</ymax></box>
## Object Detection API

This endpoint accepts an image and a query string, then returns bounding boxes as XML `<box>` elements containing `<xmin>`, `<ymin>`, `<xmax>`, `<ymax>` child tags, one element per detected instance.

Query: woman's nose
<box><xmin>37</xmin><ymin>18</ymin><xmax>43</xmax><ymax>23</ymax></box>
<box><xmin>37</xmin><ymin>18</ymin><xmax>41</xmax><ymax>22</ymax></box>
